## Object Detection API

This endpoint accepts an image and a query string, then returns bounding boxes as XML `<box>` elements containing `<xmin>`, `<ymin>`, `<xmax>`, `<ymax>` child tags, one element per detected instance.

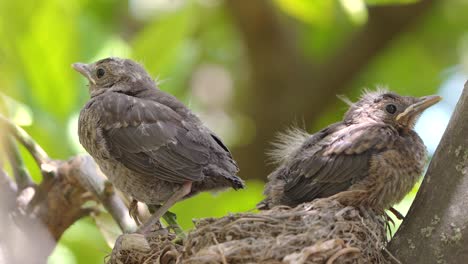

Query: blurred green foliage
<box><xmin>1</xmin><ymin>0</ymin><xmax>467</xmax><ymax>263</ymax></box>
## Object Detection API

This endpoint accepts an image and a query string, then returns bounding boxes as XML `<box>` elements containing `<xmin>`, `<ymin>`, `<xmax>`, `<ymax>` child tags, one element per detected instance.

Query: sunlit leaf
<box><xmin>274</xmin><ymin>0</ymin><xmax>336</xmax><ymax>26</ymax></box>
<box><xmin>339</xmin><ymin>0</ymin><xmax>368</xmax><ymax>25</ymax></box>
<box><xmin>17</xmin><ymin>0</ymin><xmax>80</xmax><ymax>120</ymax></box>
<box><xmin>48</xmin><ymin>243</ymin><xmax>77</xmax><ymax>264</ymax></box>
<box><xmin>1</xmin><ymin>94</ymin><xmax>33</xmax><ymax>126</ymax></box>
<box><xmin>59</xmin><ymin>218</ymin><xmax>110</xmax><ymax>264</ymax></box>
<box><xmin>132</xmin><ymin>4</ymin><xmax>196</xmax><ymax>81</ymax></box>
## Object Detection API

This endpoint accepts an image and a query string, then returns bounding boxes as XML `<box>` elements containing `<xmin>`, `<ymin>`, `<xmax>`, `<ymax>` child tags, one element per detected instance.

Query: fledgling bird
<box><xmin>258</xmin><ymin>89</ymin><xmax>441</xmax><ymax>212</ymax></box>
<box><xmin>73</xmin><ymin>57</ymin><xmax>244</xmax><ymax>233</ymax></box>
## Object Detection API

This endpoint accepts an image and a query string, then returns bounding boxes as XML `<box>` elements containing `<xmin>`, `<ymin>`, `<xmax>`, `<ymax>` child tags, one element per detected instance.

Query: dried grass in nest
<box><xmin>183</xmin><ymin>198</ymin><xmax>389</xmax><ymax>263</ymax></box>
<box><xmin>109</xmin><ymin>198</ymin><xmax>391</xmax><ymax>264</ymax></box>
<box><xmin>108</xmin><ymin>229</ymin><xmax>181</xmax><ymax>264</ymax></box>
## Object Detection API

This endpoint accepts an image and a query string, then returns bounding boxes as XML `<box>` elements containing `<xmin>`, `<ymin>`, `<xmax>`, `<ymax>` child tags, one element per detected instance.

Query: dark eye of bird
<box><xmin>385</xmin><ymin>104</ymin><xmax>397</xmax><ymax>114</ymax></box>
<box><xmin>96</xmin><ymin>68</ymin><xmax>105</xmax><ymax>79</ymax></box>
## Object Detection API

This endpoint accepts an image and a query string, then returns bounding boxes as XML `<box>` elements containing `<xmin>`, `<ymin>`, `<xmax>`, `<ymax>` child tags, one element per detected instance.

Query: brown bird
<box><xmin>73</xmin><ymin>57</ymin><xmax>244</xmax><ymax>233</ymax></box>
<box><xmin>258</xmin><ymin>89</ymin><xmax>441</xmax><ymax>212</ymax></box>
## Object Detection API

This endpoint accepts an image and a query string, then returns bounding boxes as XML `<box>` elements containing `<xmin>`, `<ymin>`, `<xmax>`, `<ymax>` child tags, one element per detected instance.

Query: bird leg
<box><xmin>129</xmin><ymin>199</ymin><xmax>141</xmax><ymax>225</ymax></box>
<box><xmin>137</xmin><ymin>182</ymin><xmax>192</xmax><ymax>235</ymax></box>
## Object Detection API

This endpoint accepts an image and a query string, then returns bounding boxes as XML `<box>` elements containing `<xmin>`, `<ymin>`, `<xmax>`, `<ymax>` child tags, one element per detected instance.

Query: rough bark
<box><xmin>226</xmin><ymin>0</ymin><xmax>435</xmax><ymax>180</ymax></box>
<box><xmin>388</xmin><ymin>82</ymin><xmax>468</xmax><ymax>262</ymax></box>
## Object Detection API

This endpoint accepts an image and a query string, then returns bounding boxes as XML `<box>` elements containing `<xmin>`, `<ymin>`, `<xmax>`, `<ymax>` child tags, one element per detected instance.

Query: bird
<box><xmin>258</xmin><ymin>89</ymin><xmax>441</xmax><ymax>212</ymax></box>
<box><xmin>73</xmin><ymin>57</ymin><xmax>244</xmax><ymax>234</ymax></box>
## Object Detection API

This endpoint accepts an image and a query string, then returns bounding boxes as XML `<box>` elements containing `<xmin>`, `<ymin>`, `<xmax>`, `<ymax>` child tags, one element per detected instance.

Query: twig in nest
<box><xmin>326</xmin><ymin>247</ymin><xmax>360</xmax><ymax>264</ymax></box>
<box><xmin>212</xmin><ymin>234</ymin><xmax>228</xmax><ymax>264</ymax></box>
<box><xmin>382</xmin><ymin>247</ymin><xmax>402</xmax><ymax>264</ymax></box>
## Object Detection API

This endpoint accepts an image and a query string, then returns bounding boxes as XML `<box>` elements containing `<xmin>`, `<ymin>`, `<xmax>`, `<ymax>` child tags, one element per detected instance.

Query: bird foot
<box><xmin>147</xmin><ymin>206</ymin><xmax>184</xmax><ymax>237</ymax></box>
<box><xmin>136</xmin><ymin>219</ymin><xmax>163</xmax><ymax>235</ymax></box>
<box><xmin>137</xmin><ymin>182</ymin><xmax>191</xmax><ymax>236</ymax></box>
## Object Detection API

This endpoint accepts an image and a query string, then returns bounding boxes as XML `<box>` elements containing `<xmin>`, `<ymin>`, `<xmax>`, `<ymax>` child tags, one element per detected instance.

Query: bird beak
<box><xmin>396</xmin><ymin>95</ymin><xmax>442</xmax><ymax>126</ymax></box>
<box><xmin>72</xmin><ymin>63</ymin><xmax>96</xmax><ymax>85</ymax></box>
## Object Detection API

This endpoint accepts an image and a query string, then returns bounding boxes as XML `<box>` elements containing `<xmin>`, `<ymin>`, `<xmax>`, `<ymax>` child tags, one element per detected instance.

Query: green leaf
<box><xmin>90</xmin><ymin>211</ymin><xmax>122</xmax><ymax>248</ymax></box>
<box><xmin>58</xmin><ymin>218</ymin><xmax>109</xmax><ymax>264</ymax></box>
<box><xmin>1</xmin><ymin>94</ymin><xmax>33</xmax><ymax>126</ymax></box>
<box><xmin>17</xmin><ymin>0</ymin><xmax>80</xmax><ymax>120</ymax></box>
<box><xmin>132</xmin><ymin>4</ymin><xmax>196</xmax><ymax>81</ymax></box>
<box><xmin>274</xmin><ymin>0</ymin><xmax>336</xmax><ymax>26</ymax></box>
<box><xmin>48</xmin><ymin>243</ymin><xmax>77</xmax><ymax>264</ymax></box>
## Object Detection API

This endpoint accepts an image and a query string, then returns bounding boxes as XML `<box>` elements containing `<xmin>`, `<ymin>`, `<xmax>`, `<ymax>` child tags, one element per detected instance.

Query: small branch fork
<box><xmin>0</xmin><ymin>114</ymin><xmax>137</xmax><ymax>262</ymax></box>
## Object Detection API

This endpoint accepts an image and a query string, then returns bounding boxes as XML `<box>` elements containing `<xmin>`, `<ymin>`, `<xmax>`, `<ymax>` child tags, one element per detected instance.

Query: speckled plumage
<box><xmin>259</xmin><ymin>90</ymin><xmax>440</xmax><ymax>210</ymax></box>
<box><xmin>75</xmin><ymin>57</ymin><xmax>244</xmax><ymax>210</ymax></box>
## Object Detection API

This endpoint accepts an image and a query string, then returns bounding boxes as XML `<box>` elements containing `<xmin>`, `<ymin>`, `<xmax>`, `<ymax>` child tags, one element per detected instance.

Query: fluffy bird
<box><xmin>73</xmin><ymin>57</ymin><xmax>244</xmax><ymax>233</ymax></box>
<box><xmin>258</xmin><ymin>89</ymin><xmax>441</xmax><ymax>211</ymax></box>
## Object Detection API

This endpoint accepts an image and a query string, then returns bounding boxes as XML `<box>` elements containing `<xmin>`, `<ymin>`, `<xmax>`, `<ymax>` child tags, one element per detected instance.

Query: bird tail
<box><xmin>230</xmin><ymin>176</ymin><xmax>245</xmax><ymax>190</ymax></box>
<box><xmin>203</xmin><ymin>165</ymin><xmax>245</xmax><ymax>190</ymax></box>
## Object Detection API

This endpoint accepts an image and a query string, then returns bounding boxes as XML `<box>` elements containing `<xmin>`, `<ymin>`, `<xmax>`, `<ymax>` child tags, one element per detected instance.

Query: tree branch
<box><xmin>0</xmin><ymin>115</ymin><xmax>136</xmax><ymax>262</ymax></box>
<box><xmin>388</xmin><ymin>81</ymin><xmax>468</xmax><ymax>262</ymax></box>
<box><xmin>71</xmin><ymin>155</ymin><xmax>137</xmax><ymax>233</ymax></box>
<box><xmin>0</xmin><ymin>168</ymin><xmax>17</xmax><ymax>207</ymax></box>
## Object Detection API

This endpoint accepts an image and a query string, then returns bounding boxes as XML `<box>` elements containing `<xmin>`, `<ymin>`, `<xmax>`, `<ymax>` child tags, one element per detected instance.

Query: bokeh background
<box><xmin>0</xmin><ymin>0</ymin><xmax>466</xmax><ymax>263</ymax></box>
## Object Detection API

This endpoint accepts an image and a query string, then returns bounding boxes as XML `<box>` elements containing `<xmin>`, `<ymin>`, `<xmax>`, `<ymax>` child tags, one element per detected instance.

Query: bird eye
<box><xmin>385</xmin><ymin>104</ymin><xmax>397</xmax><ymax>114</ymax></box>
<box><xmin>96</xmin><ymin>68</ymin><xmax>105</xmax><ymax>78</ymax></box>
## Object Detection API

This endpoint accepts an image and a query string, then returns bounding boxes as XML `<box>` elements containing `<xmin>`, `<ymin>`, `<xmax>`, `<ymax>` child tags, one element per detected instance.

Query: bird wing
<box><xmin>97</xmin><ymin>91</ymin><xmax>214</xmax><ymax>183</ymax></box>
<box><xmin>283</xmin><ymin>123</ymin><xmax>396</xmax><ymax>203</ymax></box>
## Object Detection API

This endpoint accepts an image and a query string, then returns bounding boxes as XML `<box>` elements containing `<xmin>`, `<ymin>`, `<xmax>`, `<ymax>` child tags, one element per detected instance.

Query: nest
<box><xmin>109</xmin><ymin>198</ymin><xmax>391</xmax><ymax>264</ymax></box>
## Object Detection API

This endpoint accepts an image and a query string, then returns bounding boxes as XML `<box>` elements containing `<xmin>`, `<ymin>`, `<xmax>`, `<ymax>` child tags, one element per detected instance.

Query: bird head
<box><xmin>343</xmin><ymin>89</ymin><xmax>441</xmax><ymax>131</ymax></box>
<box><xmin>72</xmin><ymin>57</ymin><xmax>153</xmax><ymax>95</ymax></box>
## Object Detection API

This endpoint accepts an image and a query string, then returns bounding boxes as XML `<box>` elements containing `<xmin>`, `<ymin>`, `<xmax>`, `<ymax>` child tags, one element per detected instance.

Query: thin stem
<box><xmin>0</xmin><ymin>114</ymin><xmax>50</xmax><ymax>167</ymax></box>
<box><xmin>162</xmin><ymin>211</ymin><xmax>186</xmax><ymax>239</ymax></box>
<box><xmin>4</xmin><ymin>135</ymin><xmax>34</xmax><ymax>189</ymax></box>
